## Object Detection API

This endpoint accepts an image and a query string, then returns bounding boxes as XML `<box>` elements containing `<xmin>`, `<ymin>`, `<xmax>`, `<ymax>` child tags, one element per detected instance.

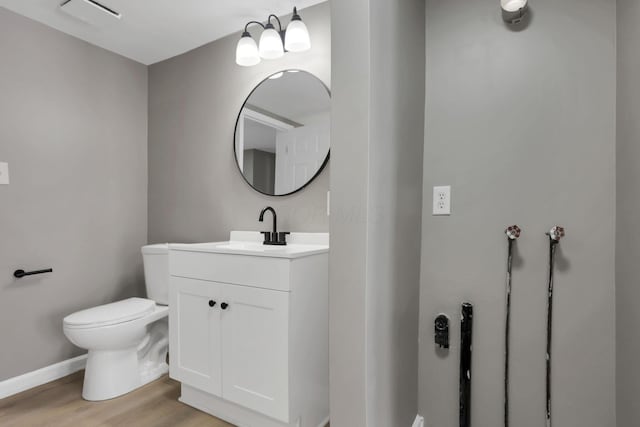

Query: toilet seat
<box><xmin>64</xmin><ymin>297</ymin><xmax>155</xmax><ymax>329</ymax></box>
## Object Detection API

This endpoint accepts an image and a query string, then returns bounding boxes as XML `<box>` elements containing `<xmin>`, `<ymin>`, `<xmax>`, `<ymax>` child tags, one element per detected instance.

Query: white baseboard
<box><xmin>0</xmin><ymin>354</ymin><xmax>87</xmax><ymax>400</ymax></box>
<box><xmin>412</xmin><ymin>414</ymin><xmax>425</xmax><ymax>427</ymax></box>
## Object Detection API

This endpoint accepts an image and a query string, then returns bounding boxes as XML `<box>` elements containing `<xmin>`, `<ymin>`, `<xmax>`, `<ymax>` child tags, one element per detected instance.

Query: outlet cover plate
<box><xmin>433</xmin><ymin>185</ymin><xmax>451</xmax><ymax>215</ymax></box>
<box><xmin>0</xmin><ymin>162</ymin><xmax>9</xmax><ymax>185</ymax></box>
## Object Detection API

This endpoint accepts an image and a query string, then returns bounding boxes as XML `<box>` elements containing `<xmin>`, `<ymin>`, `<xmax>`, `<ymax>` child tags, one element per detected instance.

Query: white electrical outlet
<box><xmin>433</xmin><ymin>185</ymin><xmax>451</xmax><ymax>215</ymax></box>
<box><xmin>0</xmin><ymin>162</ymin><xmax>9</xmax><ymax>185</ymax></box>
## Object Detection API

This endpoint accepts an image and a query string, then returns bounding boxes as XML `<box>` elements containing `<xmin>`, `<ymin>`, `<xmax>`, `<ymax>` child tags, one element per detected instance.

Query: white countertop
<box><xmin>169</xmin><ymin>231</ymin><xmax>329</xmax><ymax>259</ymax></box>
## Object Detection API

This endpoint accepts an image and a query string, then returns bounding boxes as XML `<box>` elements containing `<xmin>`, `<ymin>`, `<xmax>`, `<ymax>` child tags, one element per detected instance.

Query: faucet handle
<box><xmin>276</xmin><ymin>232</ymin><xmax>290</xmax><ymax>245</ymax></box>
<box><xmin>261</xmin><ymin>231</ymin><xmax>272</xmax><ymax>244</ymax></box>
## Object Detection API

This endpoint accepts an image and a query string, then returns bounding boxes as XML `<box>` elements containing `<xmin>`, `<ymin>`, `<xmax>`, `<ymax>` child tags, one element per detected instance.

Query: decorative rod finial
<box><xmin>505</xmin><ymin>225</ymin><xmax>521</xmax><ymax>240</ymax></box>
<box><xmin>547</xmin><ymin>226</ymin><xmax>565</xmax><ymax>242</ymax></box>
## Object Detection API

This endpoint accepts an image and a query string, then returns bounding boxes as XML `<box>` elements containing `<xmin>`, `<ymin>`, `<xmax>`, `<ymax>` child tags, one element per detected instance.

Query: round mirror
<box><xmin>234</xmin><ymin>70</ymin><xmax>330</xmax><ymax>196</ymax></box>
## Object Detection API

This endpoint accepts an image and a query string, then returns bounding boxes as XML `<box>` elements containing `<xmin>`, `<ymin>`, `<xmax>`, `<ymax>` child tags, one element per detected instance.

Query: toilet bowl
<box><xmin>63</xmin><ymin>244</ymin><xmax>170</xmax><ymax>401</ymax></box>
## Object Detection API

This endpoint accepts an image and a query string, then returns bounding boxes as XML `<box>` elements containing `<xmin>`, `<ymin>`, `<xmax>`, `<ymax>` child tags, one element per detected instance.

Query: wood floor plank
<box><xmin>0</xmin><ymin>371</ymin><xmax>233</xmax><ymax>427</ymax></box>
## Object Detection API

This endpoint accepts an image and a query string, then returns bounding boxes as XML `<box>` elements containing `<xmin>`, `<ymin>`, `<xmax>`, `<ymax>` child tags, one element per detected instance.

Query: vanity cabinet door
<box><xmin>169</xmin><ymin>277</ymin><xmax>223</xmax><ymax>396</ymax></box>
<box><xmin>220</xmin><ymin>284</ymin><xmax>290</xmax><ymax>422</ymax></box>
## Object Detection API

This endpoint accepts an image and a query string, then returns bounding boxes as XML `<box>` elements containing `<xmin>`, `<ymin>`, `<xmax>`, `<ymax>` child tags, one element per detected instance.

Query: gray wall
<box><xmin>366</xmin><ymin>0</ymin><xmax>424</xmax><ymax>425</ymax></box>
<box><xmin>616</xmin><ymin>0</ymin><xmax>640</xmax><ymax>425</ymax></box>
<box><xmin>147</xmin><ymin>2</ymin><xmax>330</xmax><ymax>244</ymax></box>
<box><xmin>419</xmin><ymin>1</ymin><xmax>616</xmax><ymax>426</ymax></box>
<box><xmin>330</xmin><ymin>0</ymin><xmax>424</xmax><ymax>425</ymax></box>
<box><xmin>329</xmin><ymin>0</ymin><xmax>370</xmax><ymax>423</ymax></box>
<box><xmin>0</xmin><ymin>8</ymin><xmax>148</xmax><ymax>381</ymax></box>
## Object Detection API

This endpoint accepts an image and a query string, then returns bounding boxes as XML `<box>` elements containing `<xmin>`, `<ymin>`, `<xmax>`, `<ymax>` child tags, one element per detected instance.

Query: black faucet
<box><xmin>259</xmin><ymin>206</ymin><xmax>290</xmax><ymax>246</ymax></box>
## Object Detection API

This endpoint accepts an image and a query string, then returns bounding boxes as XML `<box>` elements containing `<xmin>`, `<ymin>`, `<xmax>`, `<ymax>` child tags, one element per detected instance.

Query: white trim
<box><xmin>412</xmin><ymin>414</ymin><xmax>425</xmax><ymax>427</ymax></box>
<box><xmin>0</xmin><ymin>354</ymin><xmax>87</xmax><ymax>400</ymax></box>
<box><xmin>244</xmin><ymin>108</ymin><xmax>296</xmax><ymax>131</ymax></box>
<box><xmin>181</xmin><ymin>384</ymin><xmax>329</xmax><ymax>427</ymax></box>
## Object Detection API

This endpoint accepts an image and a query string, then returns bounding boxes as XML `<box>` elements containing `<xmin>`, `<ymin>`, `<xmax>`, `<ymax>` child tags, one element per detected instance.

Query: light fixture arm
<box><xmin>267</xmin><ymin>14</ymin><xmax>283</xmax><ymax>32</ymax></box>
<box><xmin>291</xmin><ymin>7</ymin><xmax>302</xmax><ymax>21</ymax></box>
<box><xmin>243</xmin><ymin>20</ymin><xmax>266</xmax><ymax>34</ymax></box>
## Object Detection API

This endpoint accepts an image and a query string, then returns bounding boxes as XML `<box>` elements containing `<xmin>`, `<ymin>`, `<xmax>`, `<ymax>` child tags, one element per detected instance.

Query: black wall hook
<box><xmin>14</xmin><ymin>268</ymin><xmax>53</xmax><ymax>278</ymax></box>
<box><xmin>435</xmin><ymin>314</ymin><xmax>450</xmax><ymax>349</ymax></box>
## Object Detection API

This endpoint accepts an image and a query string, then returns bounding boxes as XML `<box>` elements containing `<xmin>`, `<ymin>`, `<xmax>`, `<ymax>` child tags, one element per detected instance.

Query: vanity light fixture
<box><xmin>285</xmin><ymin>8</ymin><xmax>311</xmax><ymax>52</ymax></box>
<box><xmin>501</xmin><ymin>0</ymin><xmax>528</xmax><ymax>24</ymax></box>
<box><xmin>259</xmin><ymin>19</ymin><xmax>285</xmax><ymax>59</ymax></box>
<box><xmin>235</xmin><ymin>7</ymin><xmax>311</xmax><ymax>67</ymax></box>
<box><xmin>236</xmin><ymin>31</ymin><xmax>261</xmax><ymax>66</ymax></box>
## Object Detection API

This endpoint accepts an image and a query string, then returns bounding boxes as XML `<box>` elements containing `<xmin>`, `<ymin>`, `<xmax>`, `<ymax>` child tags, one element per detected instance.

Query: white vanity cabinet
<box><xmin>168</xmin><ymin>233</ymin><xmax>329</xmax><ymax>427</ymax></box>
<box><xmin>170</xmin><ymin>277</ymin><xmax>223</xmax><ymax>396</ymax></box>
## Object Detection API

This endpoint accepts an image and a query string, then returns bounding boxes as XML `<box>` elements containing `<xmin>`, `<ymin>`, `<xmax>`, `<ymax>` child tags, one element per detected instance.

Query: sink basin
<box><xmin>169</xmin><ymin>231</ymin><xmax>329</xmax><ymax>259</ymax></box>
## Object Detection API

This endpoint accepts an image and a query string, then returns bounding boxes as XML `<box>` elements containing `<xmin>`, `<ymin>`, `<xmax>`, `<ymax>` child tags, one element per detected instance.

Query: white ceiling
<box><xmin>248</xmin><ymin>71</ymin><xmax>330</xmax><ymax>122</ymax></box>
<box><xmin>0</xmin><ymin>0</ymin><xmax>327</xmax><ymax>65</ymax></box>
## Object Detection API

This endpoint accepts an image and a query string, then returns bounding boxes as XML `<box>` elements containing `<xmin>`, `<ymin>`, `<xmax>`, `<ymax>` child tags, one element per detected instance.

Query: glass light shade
<box><xmin>259</xmin><ymin>27</ymin><xmax>284</xmax><ymax>59</ymax></box>
<box><xmin>501</xmin><ymin>0</ymin><xmax>527</xmax><ymax>12</ymax></box>
<box><xmin>285</xmin><ymin>19</ymin><xmax>311</xmax><ymax>52</ymax></box>
<box><xmin>236</xmin><ymin>34</ymin><xmax>260</xmax><ymax>66</ymax></box>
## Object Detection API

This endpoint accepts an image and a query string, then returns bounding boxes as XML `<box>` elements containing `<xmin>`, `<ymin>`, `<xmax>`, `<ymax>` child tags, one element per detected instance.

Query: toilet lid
<box><xmin>64</xmin><ymin>297</ymin><xmax>155</xmax><ymax>329</ymax></box>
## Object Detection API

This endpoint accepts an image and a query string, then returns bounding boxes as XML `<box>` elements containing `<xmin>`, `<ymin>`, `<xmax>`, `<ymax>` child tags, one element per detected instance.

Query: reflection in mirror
<box><xmin>234</xmin><ymin>70</ymin><xmax>330</xmax><ymax>196</ymax></box>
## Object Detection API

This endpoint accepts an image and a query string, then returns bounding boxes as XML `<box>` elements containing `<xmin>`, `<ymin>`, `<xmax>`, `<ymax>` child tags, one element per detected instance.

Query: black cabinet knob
<box><xmin>221</xmin><ymin>302</ymin><xmax>229</xmax><ymax>310</ymax></box>
<box><xmin>208</xmin><ymin>300</ymin><xmax>216</xmax><ymax>307</ymax></box>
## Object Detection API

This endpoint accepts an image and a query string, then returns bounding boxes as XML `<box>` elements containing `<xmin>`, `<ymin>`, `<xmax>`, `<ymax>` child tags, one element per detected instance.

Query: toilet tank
<box><xmin>141</xmin><ymin>244</ymin><xmax>169</xmax><ymax>305</ymax></box>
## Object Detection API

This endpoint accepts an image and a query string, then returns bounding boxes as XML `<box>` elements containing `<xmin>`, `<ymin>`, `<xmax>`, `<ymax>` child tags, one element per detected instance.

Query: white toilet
<box><xmin>63</xmin><ymin>244</ymin><xmax>170</xmax><ymax>401</ymax></box>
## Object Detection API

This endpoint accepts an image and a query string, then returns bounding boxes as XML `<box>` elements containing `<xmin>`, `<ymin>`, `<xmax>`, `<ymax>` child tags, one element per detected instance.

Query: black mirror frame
<box><xmin>233</xmin><ymin>69</ymin><xmax>331</xmax><ymax>197</ymax></box>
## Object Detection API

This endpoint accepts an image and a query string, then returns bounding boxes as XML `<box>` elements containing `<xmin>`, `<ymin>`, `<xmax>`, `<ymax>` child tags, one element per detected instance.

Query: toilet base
<box><xmin>82</xmin><ymin>350</ymin><xmax>170</xmax><ymax>401</ymax></box>
<box><xmin>83</xmin><ymin>348</ymin><xmax>142</xmax><ymax>401</ymax></box>
<box><xmin>80</xmin><ymin>314</ymin><xmax>169</xmax><ymax>401</ymax></box>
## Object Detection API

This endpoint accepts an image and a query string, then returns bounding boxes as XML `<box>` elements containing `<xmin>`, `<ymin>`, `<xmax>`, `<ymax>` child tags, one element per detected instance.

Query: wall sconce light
<box><xmin>236</xmin><ymin>7</ymin><xmax>311</xmax><ymax>67</ymax></box>
<box><xmin>501</xmin><ymin>0</ymin><xmax>528</xmax><ymax>24</ymax></box>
